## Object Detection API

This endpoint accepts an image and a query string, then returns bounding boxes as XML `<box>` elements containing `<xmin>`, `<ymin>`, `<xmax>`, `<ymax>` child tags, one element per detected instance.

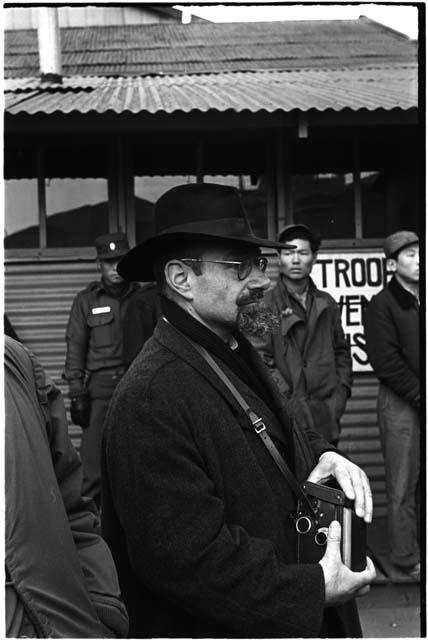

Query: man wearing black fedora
<box><xmin>101</xmin><ymin>183</ymin><xmax>375</xmax><ymax>638</ymax></box>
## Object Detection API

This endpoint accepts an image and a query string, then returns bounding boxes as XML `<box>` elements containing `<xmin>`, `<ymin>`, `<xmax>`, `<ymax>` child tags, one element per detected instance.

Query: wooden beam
<box><xmin>126</xmin><ymin>173</ymin><xmax>136</xmax><ymax>248</ymax></box>
<box><xmin>266</xmin><ymin>139</ymin><xmax>276</xmax><ymax>240</ymax></box>
<box><xmin>116</xmin><ymin>136</ymin><xmax>127</xmax><ymax>233</ymax></box>
<box><xmin>196</xmin><ymin>140</ymin><xmax>204</xmax><ymax>183</ymax></box>
<box><xmin>37</xmin><ymin>149</ymin><xmax>47</xmax><ymax>249</ymax></box>
<box><xmin>353</xmin><ymin>137</ymin><xmax>363</xmax><ymax>239</ymax></box>
<box><xmin>108</xmin><ymin>145</ymin><xmax>118</xmax><ymax>233</ymax></box>
<box><xmin>5</xmin><ymin>109</ymin><xmax>418</xmax><ymax>135</ymax></box>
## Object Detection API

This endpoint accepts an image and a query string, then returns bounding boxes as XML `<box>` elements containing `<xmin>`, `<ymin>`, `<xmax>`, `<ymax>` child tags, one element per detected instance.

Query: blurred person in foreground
<box><xmin>5</xmin><ymin>336</ymin><xmax>129</xmax><ymax>637</ymax></box>
<box><xmin>364</xmin><ymin>231</ymin><xmax>420</xmax><ymax>578</ymax></box>
<box><xmin>102</xmin><ymin>183</ymin><xmax>375</xmax><ymax>638</ymax></box>
<box><xmin>63</xmin><ymin>233</ymin><xmax>139</xmax><ymax>505</ymax></box>
<box><xmin>253</xmin><ymin>224</ymin><xmax>352</xmax><ymax>445</ymax></box>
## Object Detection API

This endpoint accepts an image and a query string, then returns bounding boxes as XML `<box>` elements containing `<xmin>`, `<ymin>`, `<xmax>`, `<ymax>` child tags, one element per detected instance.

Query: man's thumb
<box><xmin>323</xmin><ymin>520</ymin><xmax>342</xmax><ymax>559</ymax></box>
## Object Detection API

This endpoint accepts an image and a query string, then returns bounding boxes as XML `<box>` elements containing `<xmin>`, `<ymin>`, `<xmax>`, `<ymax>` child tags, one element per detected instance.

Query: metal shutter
<box><xmin>5</xmin><ymin>260</ymin><xmax>98</xmax><ymax>449</ymax></box>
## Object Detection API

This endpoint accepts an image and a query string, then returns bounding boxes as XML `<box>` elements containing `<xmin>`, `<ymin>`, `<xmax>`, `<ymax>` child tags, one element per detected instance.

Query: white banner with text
<box><xmin>311</xmin><ymin>250</ymin><xmax>392</xmax><ymax>372</ymax></box>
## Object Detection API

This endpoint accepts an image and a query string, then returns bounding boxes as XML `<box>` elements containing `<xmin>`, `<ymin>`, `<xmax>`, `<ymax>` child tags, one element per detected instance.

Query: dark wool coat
<box><xmin>364</xmin><ymin>275</ymin><xmax>420</xmax><ymax>409</ymax></box>
<box><xmin>102</xmin><ymin>318</ymin><xmax>361</xmax><ymax>638</ymax></box>
<box><xmin>254</xmin><ymin>277</ymin><xmax>352</xmax><ymax>442</ymax></box>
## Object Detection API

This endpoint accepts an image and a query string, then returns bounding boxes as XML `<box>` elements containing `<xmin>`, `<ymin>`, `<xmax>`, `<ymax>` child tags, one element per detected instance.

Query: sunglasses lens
<box><xmin>237</xmin><ymin>257</ymin><xmax>268</xmax><ymax>279</ymax></box>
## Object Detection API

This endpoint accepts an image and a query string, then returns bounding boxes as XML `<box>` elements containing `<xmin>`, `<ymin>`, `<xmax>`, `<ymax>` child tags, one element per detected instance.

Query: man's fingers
<box><xmin>322</xmin><ymin>520</ymin><xmax>342</xmax><ymax>560</ymax></box>
<box><xmin>336</xmin><ymin>466</ymin><xmax>373</xmax><ymax>523</ymax></box>
<box><xmin>363</xmin><ymin>556</ymin><xmax>377</xmax><ymax>580</ymax></box>
<box><xmin>362</xmin><ymin>476</ymin><xmax>373</xmax><ymax>523</ymax></box>
<box><xmin>332</xmin><ymin>467</ymin><xmax>356</xmax><ymax>501</ymax></box>
<box><xmin>351</xmin><ymin>470</ymin><xmax>373</xmax><ymax>522</ymax></box>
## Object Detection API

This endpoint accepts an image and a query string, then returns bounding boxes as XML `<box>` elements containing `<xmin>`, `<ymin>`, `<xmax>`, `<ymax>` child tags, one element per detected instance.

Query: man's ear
<box><xmin>164</xmin><ymin>260</ymin><xmax>194</xmax><ymax>301</ymax></box>
<box><xmin>386</xmin><ymin>257</ymin><xmax>397</xmax><ymax>273</ymax></box>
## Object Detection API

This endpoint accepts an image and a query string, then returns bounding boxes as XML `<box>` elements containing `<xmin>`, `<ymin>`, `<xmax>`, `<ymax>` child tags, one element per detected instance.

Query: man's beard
<box><xmin>236</xmin><ymin>291</ymin><xmax>280</xmax><ymax>337</ymax></box>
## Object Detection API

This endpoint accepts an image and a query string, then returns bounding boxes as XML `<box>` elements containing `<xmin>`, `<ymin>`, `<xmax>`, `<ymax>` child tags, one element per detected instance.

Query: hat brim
<box><xmin>118</xmin><ymin>231</ymin><xmax>293</xmax><ymax>282</ymax></box>
<box><xmin>97</xmin><ymin>250</ymin><xmax>129</xmax><ymax>260</ymax></box>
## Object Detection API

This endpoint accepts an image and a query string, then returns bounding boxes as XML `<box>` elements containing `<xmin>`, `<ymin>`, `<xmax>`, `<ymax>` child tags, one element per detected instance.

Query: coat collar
<box><xmin>388</xmin><ymin>275</ymin><xmax>419</xmax><ymax>309</ymax></box>
<box><xmin>273</xmin><ymin>276</ymin><xmax>329</xmax><ymax>337</ymax></box>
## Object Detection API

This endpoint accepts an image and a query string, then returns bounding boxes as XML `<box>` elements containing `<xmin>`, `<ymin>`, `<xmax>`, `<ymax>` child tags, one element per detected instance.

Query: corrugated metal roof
<box><xmin>5</xmin><ymin>18</ymin><xmax>417</xmax><ymax>77</ymax></box>
<box><xmin>4</xmin><ymin>67</ymin><xmax>417</xmax><ymax>115</ymax></box>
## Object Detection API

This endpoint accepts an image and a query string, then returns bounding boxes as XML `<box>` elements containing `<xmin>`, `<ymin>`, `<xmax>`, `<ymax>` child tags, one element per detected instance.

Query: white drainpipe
<box><xmin>37</xmin><ymin>7</ymin><xmax>62</xmax><ymax>83</ymax></box>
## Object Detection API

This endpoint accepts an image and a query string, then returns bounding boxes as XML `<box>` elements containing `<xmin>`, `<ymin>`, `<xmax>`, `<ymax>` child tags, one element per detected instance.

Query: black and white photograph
<box><xmin>3</xmin><ymin>2</ymin><xmax>423</xmax><ymax>637</ymax></box>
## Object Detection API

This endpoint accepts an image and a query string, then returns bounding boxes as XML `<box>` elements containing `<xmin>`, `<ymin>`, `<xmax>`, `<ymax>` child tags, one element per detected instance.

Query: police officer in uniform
<box><xmin>64</xmin><ymin>233</ymin><xmax>139</xmax><ymax>505</ymax></box>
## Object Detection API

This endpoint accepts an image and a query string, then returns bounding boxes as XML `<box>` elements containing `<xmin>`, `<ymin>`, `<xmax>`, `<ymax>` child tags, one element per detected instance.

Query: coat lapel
<box><xmin>303</xmin><ymin>289</ymin><xmax>329</xmax><ymax>358</ymax></box>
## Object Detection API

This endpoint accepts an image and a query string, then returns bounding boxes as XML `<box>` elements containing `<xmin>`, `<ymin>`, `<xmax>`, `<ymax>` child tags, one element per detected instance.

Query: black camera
<box><xmin>295</xmin><ymin>478</ymin><xmax>367</xmax><ymax>572</ymax></box>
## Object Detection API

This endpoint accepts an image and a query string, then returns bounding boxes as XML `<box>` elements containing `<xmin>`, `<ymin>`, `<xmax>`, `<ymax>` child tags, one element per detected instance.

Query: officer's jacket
<box><xmin>64</xmin><ymin>280</ymin><xmax>138</xmax><ymax>395</ymax></box>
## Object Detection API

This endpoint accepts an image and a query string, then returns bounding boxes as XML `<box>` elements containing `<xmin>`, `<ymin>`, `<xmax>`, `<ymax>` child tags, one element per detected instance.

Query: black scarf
<box><xmin>161</xmin><ymin>297</ymin><xmax>284</xmax><ymax>426</ymax></box>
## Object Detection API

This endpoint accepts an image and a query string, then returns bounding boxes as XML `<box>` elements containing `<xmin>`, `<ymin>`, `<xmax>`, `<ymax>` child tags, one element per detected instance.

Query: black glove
<box><xmin>70</xmin><ymin>394</ymin><xmax>91</xmax><ymax>428</ymax></box>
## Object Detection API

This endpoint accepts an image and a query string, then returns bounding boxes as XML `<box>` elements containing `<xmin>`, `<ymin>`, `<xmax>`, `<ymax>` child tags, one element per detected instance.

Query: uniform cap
<box><xmin>384</xmin><ymin>231</ymin><xmax>419</xmax><ymax>259</ymax></box>
<box><xmin>95</xmin><ymin>233</ymin><xmax>130</xmax><ymax>259</ymax></box>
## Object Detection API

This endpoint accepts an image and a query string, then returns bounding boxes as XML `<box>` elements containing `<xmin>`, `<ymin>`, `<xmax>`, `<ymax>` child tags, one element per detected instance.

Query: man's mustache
<box><xmin>237</xmin><ymin>290</ymin><xmax>265</xmax><ymax>307</ymax></box>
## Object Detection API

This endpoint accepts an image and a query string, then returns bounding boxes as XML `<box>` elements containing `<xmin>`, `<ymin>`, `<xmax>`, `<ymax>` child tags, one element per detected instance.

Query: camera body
<box><xmin>295</xmin><ymin>478</ymin><xmax>367</xmax><ymax>571</ymax></box>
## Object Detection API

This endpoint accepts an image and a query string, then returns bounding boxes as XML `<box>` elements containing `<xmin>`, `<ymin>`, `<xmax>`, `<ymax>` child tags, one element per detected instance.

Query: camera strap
<box><xmin>169</xmin><ymin>320</ymin><xmax>317</xmax><ymax>518</ymax></box>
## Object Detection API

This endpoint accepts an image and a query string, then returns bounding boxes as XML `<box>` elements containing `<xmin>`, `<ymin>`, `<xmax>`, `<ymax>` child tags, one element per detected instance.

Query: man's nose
<box><xmin>291</xmin><ymin>251</ymin><xmax>300</xmax><ymax>263</ymax></box>
<box><xmin>247</xmin><ymin>270</ymin><xmax>270</xmax><ymax>291</ymax></box>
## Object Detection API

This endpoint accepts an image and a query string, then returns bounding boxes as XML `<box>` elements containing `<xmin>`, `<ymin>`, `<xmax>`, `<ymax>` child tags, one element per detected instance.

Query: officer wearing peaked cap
<box><xmin>64</xmin><ymin>232</ymin><xmax>139</xmax><ymax>505</ymax></box>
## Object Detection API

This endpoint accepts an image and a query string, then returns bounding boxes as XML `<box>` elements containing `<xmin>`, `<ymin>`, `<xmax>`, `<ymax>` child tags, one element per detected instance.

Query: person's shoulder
<box><xmin>367</xmin><ymin>285</ymin><xmax>391</xmax><ymax>308</ymax></box>
<box><xmin>311</xmin><ymin>283</ymin><xmax>338</xmax><ymax>307</ymax></box>
<box><xmin>73</xmin><ymin>281</ymin><xmax>100</xmax><ymax>299</ymax></box>
<box><xmin>116</xmin><ymin>337</ymin><xmax>202</xmax><ymax>409</ymax></box>
<box><xmin>132</xmin><ymin>282</ymin><xmax>159</xmax><ymax>300</ymax></box>
<box><xmin>140</xmin><ymin>282</ymin><xmax>159</xmax><ymax>293</ymax></box>
<box><xmin>4</xmin><ymin>335</ymin><xmax>30</xmax><ymax>368</ymax></box>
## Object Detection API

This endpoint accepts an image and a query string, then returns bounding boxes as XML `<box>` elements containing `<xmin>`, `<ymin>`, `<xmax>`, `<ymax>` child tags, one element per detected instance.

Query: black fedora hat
<box><xmin>118</xmin><ymin>182</ymin><xmax>294</xmax><ymax>281</ymax></box>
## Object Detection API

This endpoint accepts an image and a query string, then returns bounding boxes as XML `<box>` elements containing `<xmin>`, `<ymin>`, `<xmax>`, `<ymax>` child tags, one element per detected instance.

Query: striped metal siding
<box><xmin>4</xmin><ymin>260</ymin><xmax>99</xmax><ymax>449</ymax></box>
<box><xmin>339</xmin><ymin>376</ymin><xmax>386</xmax><ymax>518</ymax></box>
<box><xmin>4</xmin><ymin>259</ymin><xmax>386</xmax><ymax>516</ymax></box>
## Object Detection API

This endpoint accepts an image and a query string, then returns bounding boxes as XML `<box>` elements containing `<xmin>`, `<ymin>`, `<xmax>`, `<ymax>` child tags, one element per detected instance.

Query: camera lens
<box><xmin>295</xmin><ymin>516</ymin><xmax>312</xmax><ymax>535</ymax></box>
<box><xmin>315</xmin><ymin>527</ymin><xmax>328</xmax><ymax>546</ymax></box>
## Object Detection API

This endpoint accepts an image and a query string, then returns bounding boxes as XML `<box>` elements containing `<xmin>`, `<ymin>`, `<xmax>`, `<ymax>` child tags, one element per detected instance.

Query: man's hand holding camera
<box><xmin>308</xmin><ymin>451</ymin><xmax>373</xmax><ymax>523</ymax></box>
<box><xmin>319</xmin><ymin>521</ymin><xmax>376</xmax><ymax>604</ymax></box>
<box><xmin>308</xmin><ymin>451</ymin><xmax>376</xmax><ymax>604</ymax></box>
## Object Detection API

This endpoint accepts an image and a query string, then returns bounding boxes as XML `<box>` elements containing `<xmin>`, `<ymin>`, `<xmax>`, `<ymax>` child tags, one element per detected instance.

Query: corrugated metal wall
<box><xmin>4</xmin><ymin>260</ymin><xmax>99</xmax><ymax>448</ymax></box>
<box><xmin>339</xmin><ymin>376</ymin><xmax>386</xmax><ymax>517</ymax></box>
<box><xmin>4</xmin><ymin>259</ymin><xmax>386</xmax><ymax>517</ymax></box>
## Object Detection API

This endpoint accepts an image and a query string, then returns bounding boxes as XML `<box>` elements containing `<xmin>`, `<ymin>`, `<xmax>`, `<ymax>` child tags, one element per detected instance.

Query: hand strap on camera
<box><xmin>167</xmin><ymin>319</ymin><xmax>317</xmax><ymax>519</ymax></box>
